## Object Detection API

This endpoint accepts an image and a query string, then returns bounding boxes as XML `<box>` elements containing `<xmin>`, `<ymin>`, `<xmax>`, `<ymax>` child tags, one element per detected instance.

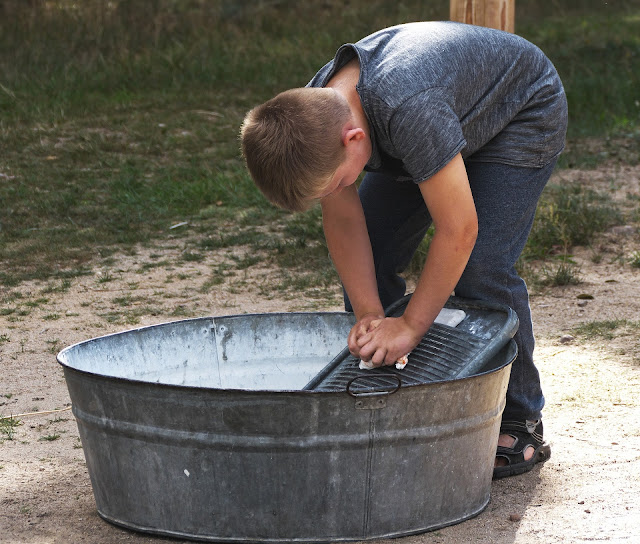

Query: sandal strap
<box><xmin>500</xmin><ymin>419</ymin><xmax>544</xmax><ymax>443</ymax></box>
<box><xmin>497</xmin><ymin>420</ymin><xmax>545</xmax><ymax>460</ymax></box>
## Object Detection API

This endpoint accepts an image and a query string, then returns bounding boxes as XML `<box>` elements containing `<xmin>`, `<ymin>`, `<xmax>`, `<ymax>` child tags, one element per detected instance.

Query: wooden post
<box><xmin>450</xmin><ymin>0</ymin><xmax>515</xmax><ymax>33</ymax></box>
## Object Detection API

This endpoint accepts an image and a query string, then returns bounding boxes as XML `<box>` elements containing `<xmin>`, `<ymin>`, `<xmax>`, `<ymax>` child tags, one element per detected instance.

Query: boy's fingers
<box><xmin>356</xmin><ymin>318</ymin><xmax>385</xmax><ymax>347</ymax></box>
<box><xmin>349</xmin><ymin>318</ymin><xmax>376</xmax><ymax>356</ymax></box>
<box><xmin>356</xmin><ymin>331</ymin><xmax>372</xmax><ymax>348</ymax></box>
<box><xmin>371</xmin><ymin>348</ymin><xmax>387</xmax><ymax>366</ymax></box>
<box><xmin>357</xmin><ymin>317</ymin><xmax>381</xmax><ymax>337</ymax></box>
<box><xmin>357</xmin><ymin>337</ymin><xmax>386</xmax><ymax>365</ymax></box>
<box><xmin>351</xmin><ymin>336</ymin><xmax>363</xmax><ymax>356</ymax></box>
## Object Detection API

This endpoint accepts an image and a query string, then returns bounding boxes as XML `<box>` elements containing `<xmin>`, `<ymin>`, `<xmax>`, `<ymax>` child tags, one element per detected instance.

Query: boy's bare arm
<box><xmin>320</xmin><ymin>185</ymin><xmax>385</xmax><ymax>349</ymax></box>
<box><xmin>357</xmin><ymin>153</ymin><xmax>478</xmax><ymax>365</ymax></box>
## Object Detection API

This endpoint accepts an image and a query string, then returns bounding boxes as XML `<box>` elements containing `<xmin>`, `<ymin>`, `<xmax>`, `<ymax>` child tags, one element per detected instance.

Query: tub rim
<box><xmin>57</xmin><ymin>310</ymin><xmax>516</xmax><ymax>396</ymax></box>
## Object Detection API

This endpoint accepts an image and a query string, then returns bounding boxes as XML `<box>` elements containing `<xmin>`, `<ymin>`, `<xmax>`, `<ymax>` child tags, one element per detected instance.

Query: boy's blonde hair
<box><xmin>240</xmin><ymin>87</ymin><xmax>351</xmax><ymax>212</ymax></box>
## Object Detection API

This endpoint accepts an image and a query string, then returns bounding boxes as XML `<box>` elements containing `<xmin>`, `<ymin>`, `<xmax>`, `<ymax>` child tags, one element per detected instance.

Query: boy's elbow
<box><xmin>453</xmin><ymin>217</ymin><xmax>478</xmax><ymax>254</ymax></box>
<box><xmin>465</xmin><ymin>218</ymin><xmax>479</xmax><ymax>248</ymax></box>
<box><xmin>433</xmin><ymin>212</ymin><xmax>478</xmax><ymax>253</ymax></box>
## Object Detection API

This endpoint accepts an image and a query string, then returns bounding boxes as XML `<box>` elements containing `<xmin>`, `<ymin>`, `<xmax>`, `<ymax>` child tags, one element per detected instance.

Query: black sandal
<box><xmin>493</xmin><ymin>420</ymin><xmax>551</xmax><ymax>479</ymax></box>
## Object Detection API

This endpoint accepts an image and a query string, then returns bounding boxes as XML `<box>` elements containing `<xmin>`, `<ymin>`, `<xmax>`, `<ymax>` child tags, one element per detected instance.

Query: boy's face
<box><xmin>317</xmin><ymin>133</ymin><xmax>370</xmax><ymax>200</ymax></box>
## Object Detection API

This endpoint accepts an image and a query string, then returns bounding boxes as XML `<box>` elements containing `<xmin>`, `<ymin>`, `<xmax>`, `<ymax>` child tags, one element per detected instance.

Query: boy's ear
<box><xmin>342</xmin><ymin>126</ymin><xmax>366</xmax><ymax>146</ymax></box>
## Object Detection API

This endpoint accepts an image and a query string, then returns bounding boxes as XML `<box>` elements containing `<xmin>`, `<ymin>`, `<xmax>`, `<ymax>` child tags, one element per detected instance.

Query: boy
<box><xmin>241</xmin><ymin>21</ymin><xmax>568</xmax><ymax>478</ymax></box>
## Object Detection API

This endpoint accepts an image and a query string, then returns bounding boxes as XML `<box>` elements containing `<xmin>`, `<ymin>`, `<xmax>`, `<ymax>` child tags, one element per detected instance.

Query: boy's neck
<box><xmin>326</xmin><ymin>58</ymin><xmax>370</xmax><ymax>138</ymax></box>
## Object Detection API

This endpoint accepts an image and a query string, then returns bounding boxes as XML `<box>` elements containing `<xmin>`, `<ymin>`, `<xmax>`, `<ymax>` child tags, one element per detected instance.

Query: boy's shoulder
<box><xmin>309</xmin><ymin>21</ymin><xmax>540</xmax><ymax>91</ymax></box>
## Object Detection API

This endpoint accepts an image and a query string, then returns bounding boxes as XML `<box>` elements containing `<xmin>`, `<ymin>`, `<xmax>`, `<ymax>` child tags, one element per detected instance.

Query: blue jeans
<box><xmin>345</xmin><ymin>159</ymin><xmax>558</xmax><ymax>422</ymax></box>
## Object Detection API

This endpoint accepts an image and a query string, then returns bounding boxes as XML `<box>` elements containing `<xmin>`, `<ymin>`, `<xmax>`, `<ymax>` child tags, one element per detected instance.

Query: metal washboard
<box><xmin>305</xmin><ymin>294</ymin><xmax>519</xmax><ymax>393</ymax></box>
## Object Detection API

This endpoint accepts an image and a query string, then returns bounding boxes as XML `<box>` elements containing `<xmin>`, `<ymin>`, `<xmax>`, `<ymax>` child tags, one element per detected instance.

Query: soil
<box><xmin>1</xmin><ymin>163</ymin><xmax>640</xmax><ymax>544</ymax></box>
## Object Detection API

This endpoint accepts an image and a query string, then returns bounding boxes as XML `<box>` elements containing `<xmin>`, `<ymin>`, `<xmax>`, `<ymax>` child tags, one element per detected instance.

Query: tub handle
<box><xmin>346</xmin><ymin>375</ymin><xmax>401</xmax><ymax>397</ymax></box>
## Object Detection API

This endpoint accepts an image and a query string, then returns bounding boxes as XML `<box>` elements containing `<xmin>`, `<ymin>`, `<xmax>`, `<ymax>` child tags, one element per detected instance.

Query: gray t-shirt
<box><xmin>308</xmin><ymin>21</ymin><xmax>568</xmax><ymax>182</ymax></box>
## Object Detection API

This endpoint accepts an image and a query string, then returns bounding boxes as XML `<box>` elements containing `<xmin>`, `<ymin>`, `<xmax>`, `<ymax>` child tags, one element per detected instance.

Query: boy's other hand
<box><xmin>355</xmin><ymin>316</ymin><xmax>423</xmax><ymax>367</ymax></box>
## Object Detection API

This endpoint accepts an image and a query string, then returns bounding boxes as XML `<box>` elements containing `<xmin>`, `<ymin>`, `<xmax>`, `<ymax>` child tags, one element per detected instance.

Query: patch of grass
<box><xmin>273</xmin><ymin>240</ymin><xmax>337</xmax><ymax>286</ymax></box>
<box><xmin>199</xmin><ymin>275</ymin><xmax>225</xmax><ymax>292</ymax></box>
<box><xmin>283</xmin><ymin>208</ymin><xmax>325</xmax><ymax>242</ymax></box>
<box><xmin>231</xmin><ymin>254</ymin><xmax>263</xmax><ymax>270</ymax></box>
<box><xmin>136</xmin><ymin>260</ymin><xmax>172</xmax><ymax>273</ymax></box>
<box><xmin>170</xmin><ymin>305</ymin><xmax>194</xmax><ymax>318</ymax></box>
<box><xmin>24</xmin><ymin>297</ymin><xmax>49</xmax><ymax>308</ymax></box>
<box><xmin>629</xmin><ymin>251</ymin><xmax>640</xmax><ymax>268</ymax></box>
<box><xmin>182</xmin><ymin>251</ymin><xmax>205</xmax><ymax>263</ymax></box>
<box><xmin>539</xmin><ymin>257</ymin><xmax>582</xmax><ymax>287</ymax></box>
<box><xmin>573</xmin><ymin>319</ymin><xmax>636</xmax><ymax>341</ymax></box>
<box><xmin>0</xmin><ymin>416</ymin><xmax>21</xmax><ymax>441</ymax></box>
<box><xmin>98</xmin><ymin>304</ymin><xmax>163</xmax><ymax>325</ymax></box>
<box><xmin>40</xmin><ymin>279</ymin><xmax>72</xmax><ymax>294</ymax></box>
<box><xmin>197</xmin><ymin>228</ymin><xmax>273</xmax><ymax>251</ymax></box>
<box><xmin>270</xmin><ymin>270</ymin><xmax>339</xmax><ymax>295</ymax></box>
<box><xmin>97</xmin><ymin>271</ymin><xmax>116</xmax><ymax>284</ymax></box>
<box><xmin>112</xmin><ymin>295</ymin><xmax>134</xmax><ymax>307</ymax></box>
<box><xmin>199</xmin><ymin>263</ymin><xmax>234</xmax><ymax>293</ymax></box>
<box><xmin>112</xmin><ymin>294</ymin><xmax>153</xmax><ymax>307</ymax></box>
<box><xmin>523</xmin><ymin>183</ymin><xmax>622</xmax><ymax>261</ymax></box>
<box><xmin>55</xmin><ymin>267</ymin><xmax>94</xmax><ymax>280</ymax></box>
<box><xmin>4</xmin><ymin>308</ymin><xmax>31</xmax><ymax>322</ymax></box>
<box><xmin>39</xmin><ymin>433</ymin><xmax>61</xmax><ymax>442</ymax></box>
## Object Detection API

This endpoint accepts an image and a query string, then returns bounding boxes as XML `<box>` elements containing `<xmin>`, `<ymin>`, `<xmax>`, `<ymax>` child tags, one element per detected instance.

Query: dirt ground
<box><xmin>2</xmin><ymin>163</ymin><xmax>640</xmax><ymax>544</ymax></box>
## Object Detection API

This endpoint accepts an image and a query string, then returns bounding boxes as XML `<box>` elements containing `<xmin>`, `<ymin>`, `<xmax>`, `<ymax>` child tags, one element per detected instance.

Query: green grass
<box><xmin>573</xmin><ymin>319</ymin><xmax>640</xmax><ymax>341</ymax></box>
<box><xmin>1</xmin><ymin>0</ymin><xmax>639</xmax><ymax>288</ymax></box>
<box><xmin>39</xmin><ymin>433</ymin><xmax>61</xmax><ymax>442</ymax></box>
<box><xmin>539</xmin><ymin>258</ymin><xmax>582</xmax><ymax>287</ymax></box>
<box><xmin>517</xmin><ymin>1</ymin><xmax>640</xmax><ymax>140</ymax></box>
<box><xmin>524</xmin><ymin>183</ymin><xmax>623</xmax><ymax>261</ymax></box>
<box><xmin>0</xmin><ymin>416</ymin><xmax>21</xmax><ymax>441</ymax></box>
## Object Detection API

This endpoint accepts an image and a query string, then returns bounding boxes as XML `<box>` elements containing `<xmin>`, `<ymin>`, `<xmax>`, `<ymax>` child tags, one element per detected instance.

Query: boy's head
<box><xmin>240</xmin><ymin>87</ymin><xmax>351</xmax><ymax>212</ymax></box>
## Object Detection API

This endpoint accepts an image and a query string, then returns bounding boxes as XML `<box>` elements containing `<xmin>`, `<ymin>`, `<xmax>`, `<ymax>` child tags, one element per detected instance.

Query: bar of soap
<box><xmin>434</xmin><ymin>308</ymin><xmax>466</xmax><ymax>327</ymax></box>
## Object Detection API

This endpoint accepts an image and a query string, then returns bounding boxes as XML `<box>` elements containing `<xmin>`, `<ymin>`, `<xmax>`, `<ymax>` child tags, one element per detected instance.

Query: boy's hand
<box><xmin>355</xmin><ymin>316</ymin><xmax>424</xmax><ymax>367</ymax></box>
<box><xmin>348</xmin><ymin>312</ymin><xmax>384</xmax><ymax>358</ymax></box>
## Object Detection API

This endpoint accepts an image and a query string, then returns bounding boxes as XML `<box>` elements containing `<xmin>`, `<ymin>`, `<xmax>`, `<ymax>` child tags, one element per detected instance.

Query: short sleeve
<box><xmin>387</xmin><ymin>89</ymin><xmax>467</xmax><ymax>182</ymax></box>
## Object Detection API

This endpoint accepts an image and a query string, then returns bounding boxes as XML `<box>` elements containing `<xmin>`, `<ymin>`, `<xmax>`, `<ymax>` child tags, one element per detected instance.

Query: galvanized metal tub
<box><xmin>58</xmin><ymin>302</ymin><xmax>515</xmax><ymax>543</ymax></box>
